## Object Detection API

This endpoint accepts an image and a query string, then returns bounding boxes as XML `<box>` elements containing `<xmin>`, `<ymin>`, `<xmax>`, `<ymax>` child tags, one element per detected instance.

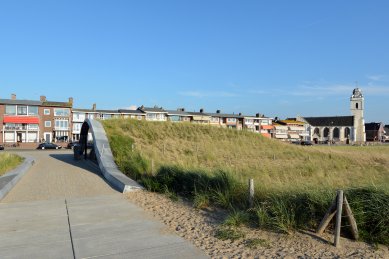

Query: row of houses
<box><xmin>1</xmin><ymin>88</ymin><xmax>387</xmax><ymax>146</ymax></box>
<box><xmin>71</xmin><ymin>106</ymin><xmax>274</xmax><ymax>141</ymax></box>
<box><xmin>0</xmin><ymin>94</ymin><xmax>274</xmax><ymax>145</ymax></box>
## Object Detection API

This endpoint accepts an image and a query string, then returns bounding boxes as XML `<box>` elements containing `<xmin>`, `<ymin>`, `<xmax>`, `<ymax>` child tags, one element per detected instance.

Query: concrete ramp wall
<box><xmin>83</xmin><ymin>119</ymin><xmax>143</xmax><ymax>192</ymax></box>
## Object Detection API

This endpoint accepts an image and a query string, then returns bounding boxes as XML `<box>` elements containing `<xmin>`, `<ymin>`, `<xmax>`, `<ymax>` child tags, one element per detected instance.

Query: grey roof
<box><xmin>0</xmin><ymin>99</ymin><xmax>42</xmax><ymax>106</ymax></box>
<box><xmin>187</xmin><ymin>111</ymin><xmax>210</xmax><ymax>116</ymax></box>
<box><xmin>165</xmin><ymin>110</ymin><xmax>191</xmax><ymax>116</ymax></box>
<box><xmin>207</xmin><ymin>113</ymin><xmax>243</xmax><ymax>119</ymax></box>
<box><xmin>73</xmin><ymin>108</ymin><xmax>98</xmax><ymax>113</ymax></box>
<box><xmin>139</xmin><ymin>106</ymin><xmax>167</xmax><ymax>113</ymax></box>
<box><xmin>118</xmin><ymin>109</ymin><xmax>145</xmax><ymax>115</ymax></box>
<box><xmin>365</xmin><ymin>122</ymin><xmax>384</xmax><ymax>131</ymax></box>
<box><xmin>303</xmin><ymin>116</ymin><xmax>354</xmax><ymax>127</ymax></box>
<box><xmin>96</xmin><ymin>109</ymin><xmax>120</xmax><ymax>114</ymax></box>
<box><xmin>42</xmin><ymin>101</ymin><xmax>72</xmax><ymax>107</ymax></box>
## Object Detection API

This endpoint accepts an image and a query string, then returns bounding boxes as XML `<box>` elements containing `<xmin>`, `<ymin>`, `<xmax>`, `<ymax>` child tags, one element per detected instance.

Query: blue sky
<box><xmin>1</xmin><ymin>1</ymin><xmax>388</xmax><ymax>122</ymax></box>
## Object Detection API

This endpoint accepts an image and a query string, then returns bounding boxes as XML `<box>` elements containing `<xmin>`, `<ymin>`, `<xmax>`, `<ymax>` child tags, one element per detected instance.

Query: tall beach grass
<box><xmin>103</xmin><ymin>119</ymin><xmax>389</xmax><ymax>245</ymax></box>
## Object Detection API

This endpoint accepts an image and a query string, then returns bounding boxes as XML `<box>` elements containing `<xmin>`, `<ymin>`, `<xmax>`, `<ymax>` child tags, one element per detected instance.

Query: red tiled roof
<box><xmin>3</xmin><ymin>116</ymin><xmax>39</xmax><ymax>124</ymax></box>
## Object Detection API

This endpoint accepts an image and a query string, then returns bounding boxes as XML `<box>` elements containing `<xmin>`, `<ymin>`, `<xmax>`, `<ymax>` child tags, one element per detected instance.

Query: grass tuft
<box><xmin>0</xmin><ymin>153</ymin><xmax>24</xmax><ymax>177</ymax></box>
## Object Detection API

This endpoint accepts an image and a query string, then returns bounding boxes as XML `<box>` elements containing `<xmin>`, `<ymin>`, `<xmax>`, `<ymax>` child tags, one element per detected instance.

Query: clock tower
<box><xmin>350</xmin><ymin>88</ymin><xmax>366</xmax><ymax>142</ymax></box>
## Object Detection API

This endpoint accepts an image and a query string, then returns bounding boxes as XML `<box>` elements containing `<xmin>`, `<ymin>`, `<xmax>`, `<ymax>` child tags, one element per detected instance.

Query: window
<box><xmin>146</xmin><ymin>114</ymin><xmax>157</xmax><ymax>120</ymax></box>
<box><xmin>227</xmin><ymin>118</ymin><xmax>236</xmax><ymax>123</ymax></box>
<box><xmin>54</xmin><ymin>108</ymin><xmax>70</xmax><ymax>117</ymax></box>
<box><xmin>44</xmin><ymin>109</ymin><xmax>50</xmax><ymax>115</ymax></box>
<box><xmin>356</xmin><ymin>103</ymin><xmax>359</xmax><ymax>109</ymax></box>
<box><xmin>137</xmin><ymin>115</ymin><xmax>143</xmax><ymax>120</ymax></box>
<box><xmin>73</xmin><ymin>123</ymin><xmax>81</xmax><ymax>132</ymax></box>
<box><xmin>28</xmin><ymin>106</ymin><xmax>38</xmax><ymax>115</ymax></box>
<box><xmin>28</xmin><ymin>124</ymin><xmax>39</xmax><ymax>130</ymax></box>
<box><xmin>211</xmin><ymin>117</ymin><xmax>220</xmax><ymax>123</ymax></box>
<box><xmin>55</xmin><ymin>119</ymin><xmax>69</xmax><ymax>129</ymax></box>
<box><xmin>17</xmin><ymin>106</ymin><xmax>27</xmax><ymax>115</ymax></box>
<box><xmin>169</xmin><ymin>115</ymin><xmax>180</xmax><ymax>122</ymax></box>
<box><xmin>5</xmin><ymin>105</ymin><xmax>16</xmax><ymax>115</ymax></box>
<box><xmin>45</xmin><ymin>121</ymin><xmax>51</xmax><ymax>127</ymax></box>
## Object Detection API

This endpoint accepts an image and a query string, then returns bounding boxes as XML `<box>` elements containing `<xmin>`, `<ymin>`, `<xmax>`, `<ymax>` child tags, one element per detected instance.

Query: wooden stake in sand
<box><xmin>248</xmin><ymin>179</ymin><xmax>254</xmax><ymax>208</ymax></box>
<box><xmin>316</xmin><ymin>190</ymin><xmax>358</xmax><ymax>247</ymax></box>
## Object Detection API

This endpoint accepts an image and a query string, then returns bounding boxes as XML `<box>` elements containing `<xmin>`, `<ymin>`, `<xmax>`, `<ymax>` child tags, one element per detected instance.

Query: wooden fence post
<box><xmin>316</xmin><ymin>198</ymin><xmax>337</xmax><ymax>235</ymax></box>
<box><xmin>334</xmin><ymin>190</ymin><xmax>344</xmax><ymax>247</ymax></box>
<box><xmin>343</xmin><ymin>196</ymin><xmax>359</xmax><ymax>240</ymax></box>
<box><xmin>248</xmin><ymin>179</ymin><xmax>254</xmax><ymax>208</ymax></box>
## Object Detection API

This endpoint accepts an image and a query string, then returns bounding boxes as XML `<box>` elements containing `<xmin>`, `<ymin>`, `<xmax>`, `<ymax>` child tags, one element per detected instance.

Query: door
<box><xmin>17</xmin><ymin>132</ymin><xmax>22</xmax><ymax>142</ymax></box>
<box><xmin>44</xmin><ymin>133</ymin><xmax>51</xmax><ymax>143</ymax></box>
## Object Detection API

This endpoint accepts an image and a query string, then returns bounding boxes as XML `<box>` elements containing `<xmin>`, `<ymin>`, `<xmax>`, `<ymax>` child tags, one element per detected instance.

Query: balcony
<box><xmin>54</xmin><ymin>127</ymin><xmax>70</xmax><ymax>131</ymax></box>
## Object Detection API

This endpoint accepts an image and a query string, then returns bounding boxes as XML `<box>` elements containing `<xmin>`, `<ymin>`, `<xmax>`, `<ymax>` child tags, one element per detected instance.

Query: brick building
<box><xmin>0</xmin><ymin>94</ymin><xmax>73</xmax><ymax>147</ymax></box>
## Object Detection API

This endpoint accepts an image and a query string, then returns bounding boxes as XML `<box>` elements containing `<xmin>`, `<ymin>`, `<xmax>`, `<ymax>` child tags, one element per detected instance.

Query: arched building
<box><xmin>299</xmin><ymin>88</ymin><xmax>366</xmax><ymax>144</ymax></box>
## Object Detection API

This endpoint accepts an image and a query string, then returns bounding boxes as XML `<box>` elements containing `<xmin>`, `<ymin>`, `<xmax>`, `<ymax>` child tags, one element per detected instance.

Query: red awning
<box><xmin>261</xmin><ymin>125</ymin><xmax>274</xmax><ymax>130</ymax></box>
<box><xmin>261</xmin><ymin>133</ymin><xmax>272</xmax><ymax>138</ymax></box>
<box><xmin>3</xmin><ymin>116</ymin><xmax>39</xmax><ymax>124</ymax></box>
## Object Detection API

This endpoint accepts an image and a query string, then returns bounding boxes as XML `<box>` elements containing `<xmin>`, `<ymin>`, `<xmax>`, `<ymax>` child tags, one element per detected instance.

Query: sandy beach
<box><xmin>126</xmin><ymin>191</ymin><xmax>388</xmax><ymax>259</ymax></box>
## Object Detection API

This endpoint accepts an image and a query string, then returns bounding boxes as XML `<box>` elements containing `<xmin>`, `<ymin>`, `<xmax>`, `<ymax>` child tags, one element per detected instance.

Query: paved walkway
<box><xmin>0</xmin><ymin>150</ymin><xmax>206</xmax><ymax>259</ymax></box>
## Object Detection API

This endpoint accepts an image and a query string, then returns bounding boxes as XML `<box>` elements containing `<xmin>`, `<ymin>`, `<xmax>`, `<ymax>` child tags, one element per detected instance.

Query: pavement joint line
<box><xmin>65</xmin><ymin>199</ymin><xmax>76</xmax><ymax>259</ymax></box>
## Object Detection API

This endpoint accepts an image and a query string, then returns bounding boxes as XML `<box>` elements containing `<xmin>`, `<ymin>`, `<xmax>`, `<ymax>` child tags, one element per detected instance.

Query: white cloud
<box><xmin>367</xmin><ymin>75</ymin><xmax>385</xmax><ymax>81</ymax></box>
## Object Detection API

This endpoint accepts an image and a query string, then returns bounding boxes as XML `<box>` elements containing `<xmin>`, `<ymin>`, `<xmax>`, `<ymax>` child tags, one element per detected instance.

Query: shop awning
<box><xmin>261</xmin><ymin>125</ymin><xmax>274</xmax><ymax>130</ymax></box>
<box><xmin>3</xmin><ymin>116</ymin><xmax>39</xmax><ymax>124</ymax></box>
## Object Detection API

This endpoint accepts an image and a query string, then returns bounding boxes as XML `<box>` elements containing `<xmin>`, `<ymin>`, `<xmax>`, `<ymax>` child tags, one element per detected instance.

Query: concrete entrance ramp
<box><xmin>0</xmin><ymin>149</ymin><xmax>207</xmax><ymax>258</ymax></box>
<box><xmin>80</xmin><ymin>119</ymin><xmax>143</xmax><ymax>192</ymax></box>
<box><xmin>0</xmin><ymin>194</ymin><xmax>206</xmax><ymax>258</ymax></box>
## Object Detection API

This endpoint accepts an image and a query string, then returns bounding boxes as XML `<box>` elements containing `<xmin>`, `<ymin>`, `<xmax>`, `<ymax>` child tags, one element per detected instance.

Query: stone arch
<box><xmin>313</xmin><ymin>127</ymin><xmax>320</xmax><ymax>137</ymax></box>
<box><xmin>323</xmin><ymin>127</ymin><xmax>330</xmax><ymax>138</ymax></box>
<box><xmin>333</xmin><ymin>127</ymin><xmax>340</xmax><ymax>139</ymax></box>
<box><xmin>344</xmin><ymin>127</ymin><xmax>351</xmax><ymax>138</ymax></box>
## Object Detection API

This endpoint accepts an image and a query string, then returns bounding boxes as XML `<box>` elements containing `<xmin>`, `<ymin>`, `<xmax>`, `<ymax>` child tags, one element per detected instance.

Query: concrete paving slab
<box><xmin>0</xmin><ymin>240</ymin><xmax>74</xmax><ymax>259</ymax></box>
<box><xmin>0</xmin><ymin>151</ymin><xmax>207</xmax><ymax>258</ymax></box>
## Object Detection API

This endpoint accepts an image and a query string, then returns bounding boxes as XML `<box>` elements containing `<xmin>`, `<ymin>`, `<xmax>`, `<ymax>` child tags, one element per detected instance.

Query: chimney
<box><xmin>239</xmin><ymin>112</ymin><xmax>242</xmax><ymax>116</ymax></box>
<box><xmin>200</xmin><ymin>108</ymin><xmax>204</xmax><ymax>113</ymax></box>
<box><xmin>40</xmin><ymin>95</ymin><xmax>46</xmax><ymax>102</ymax></box>
<box><xmin>256</xmin><ymin>113</ymin><xmax>260</xmax><ymax>118</ymax></box>
<box><xmin>216</xmin><ymin>110</ymin><xmax>221</xmax><ymax>114</ymax></box>
<box><xmin>92</xmin><ymin>103</ymin><xmax>96</xmax><ymax>111</ymax></box>
<box><xmin>11</xmin><ymin>94</ymin><xmax>16</xmax><ymax>100</ymax></box>
<box><xmin>68</xmin><ymin>97</ymin><xmax>74</xmax><ymax>106</ymax></box>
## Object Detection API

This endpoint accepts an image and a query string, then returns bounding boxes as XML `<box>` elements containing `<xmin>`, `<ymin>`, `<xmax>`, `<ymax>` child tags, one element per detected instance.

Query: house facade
<box><xmin>365</xmin><ymin>122</ymin><xmax>385</xmax><ymax>142</ymax></box>
<box><xmin>0</xmin><ymin>94</ymin><xmax>72</xmax><ymax>146</ymax></box>
<box><xmin>139</xmin><ymin>106</ymin><xmax>168</xmax><ymax>121</ymax></box>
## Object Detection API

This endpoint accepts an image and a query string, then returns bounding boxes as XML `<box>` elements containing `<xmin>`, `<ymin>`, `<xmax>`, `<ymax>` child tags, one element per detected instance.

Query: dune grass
<box><xmin>0</xmin><ymin>153</ymin><xmax>24</xmax><ymax>177</ymax></box>
<box><xmin>103</xmin><ymin>119</ymin><xmax>389</xmax><ymax>245</ymax></box>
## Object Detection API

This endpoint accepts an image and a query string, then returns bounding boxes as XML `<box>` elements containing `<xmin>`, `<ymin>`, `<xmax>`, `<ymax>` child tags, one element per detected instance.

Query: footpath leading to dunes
<box><xmin>0</xmin><ymin>150</ymin><xmax>206</xmax><ymax>259</ymax></box>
